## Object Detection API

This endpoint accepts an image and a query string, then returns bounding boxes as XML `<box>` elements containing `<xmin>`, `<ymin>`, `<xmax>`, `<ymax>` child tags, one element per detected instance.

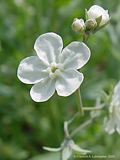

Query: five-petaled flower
<box><xmin>104</xmin><ymin>81</ymin><xmax>120</xmax><ymax>134</ymax></box>
<box><xmin>87</xmin><ymin>5</ymin><xmax>110</xmax><ymax>27</ymax></box>
<box><xmin>17</xmin><ymin>32</ymin><xmax>90</xmax><ymax>102</ymax></box>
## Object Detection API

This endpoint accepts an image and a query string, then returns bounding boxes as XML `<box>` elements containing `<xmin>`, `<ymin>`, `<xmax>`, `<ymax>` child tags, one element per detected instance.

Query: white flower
<box><xmin>17</xmin><ymin>32</ymin><xmax>90</xmax><ymax>102</ymax></box>
<box><xmin>72</xmin><ymin>18</ymin><xmax>85</xmax><ymax>32</ymax></box>
<box><xmin>87</xmin><ymin>5</ymin><xmax>110</xmax><ymax>27</ymax></box>
<box><xmin>43</xmin><ymin>139</ymin><xmax>91</xmax><ymax>160</ymax></box>
<box><xmin>61</xmin><ymin>139</ymin><xmax>91</xmax><ymax>160</ymax></box>
<box><xmin>104</xmin><ymin>81</ymin><xmax>120</xmax><ymax>134</ymax></box>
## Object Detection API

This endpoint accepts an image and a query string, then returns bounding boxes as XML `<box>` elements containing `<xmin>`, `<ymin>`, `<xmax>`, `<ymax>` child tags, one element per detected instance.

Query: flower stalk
<box><xmin>70</xmin><ymin>119</ymin><xmax>93</xmax><ymax>138</ymax></box>
<box><xmin>64</xmin><ymin>121</ymin><xmax>70</xmax><ymax>138</ymax></box>
<box><xmin>67</xmin><ymin>112</ymin><xmax>80</xmax><ymax>125</ymax></box>
<box><xmin>76</xmin><ymin>88</ymin><xmax>84</xmax><ymax>116</ymax></box>
<box><xmin>83</xmin><ymin>106</ymin><xmax>103</xmax><ymax>111</ymax></box>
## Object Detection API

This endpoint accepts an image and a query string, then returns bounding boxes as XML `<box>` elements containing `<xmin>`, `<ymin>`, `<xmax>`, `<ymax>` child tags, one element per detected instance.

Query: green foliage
<box><xmin>0</xmin><ymin>0</ymin><xmax>120</xmax><ymax>159</ymax></box>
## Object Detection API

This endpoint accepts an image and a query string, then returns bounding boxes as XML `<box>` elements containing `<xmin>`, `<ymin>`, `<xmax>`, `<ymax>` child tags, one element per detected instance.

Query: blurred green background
<box><xmin>0</xmin><ymin>0</ymin><xmax>120</xmax><ymax>159</ymax></box>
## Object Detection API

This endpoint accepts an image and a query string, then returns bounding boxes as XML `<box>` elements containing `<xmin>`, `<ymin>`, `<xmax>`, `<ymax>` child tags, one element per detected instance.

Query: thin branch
<box><xmin>70</xmin><ymin>112</ymin><xmax>99</xmax><ymax>138</ymax></box>
<box><xmin>83</xmin><ymin>106</ymin><xmax>104</xmax><ymax>111</ymax></box>
<box><xmin>67</xmin><ymin>112</ymin><xmax>80</xmax><ymax>125</ymax></box>
<box><xmin>76</xmin><ymin>88</ymin><xmax>84</xmax><ymax>115</ymax></box>
<box><xmin>64</xmin><ymin>121</ymin><xmax>70</xmax><ymax>138</ymax></box>
<box><xmin>70</xmin><ymin>119</ymin><xmax>93</xmax><ymax>138</ymax></box>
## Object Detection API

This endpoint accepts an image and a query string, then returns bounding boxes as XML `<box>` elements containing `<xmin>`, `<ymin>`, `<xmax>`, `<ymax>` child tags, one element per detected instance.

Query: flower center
<box><xmin>51</xmin><ymin>65</ymin><xmax>58</xmax><ymax>73</ymax></box>
<box><xmin>46</xmin><ymin>62</ymin><xmax>61</xmax><ymax>79</ymax></box>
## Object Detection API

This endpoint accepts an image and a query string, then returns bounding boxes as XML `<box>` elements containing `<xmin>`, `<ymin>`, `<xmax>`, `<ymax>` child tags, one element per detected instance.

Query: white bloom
<box><xmin>87</xmin><ymin>5</ymin><xmax>110</xmax><ymax>27</ymax></box>
<box><xmin>61</xmin><ymin>139</ymin><xmax>91</xmax><ymax>160</ymax></box>
<box><xmin>104</xmin><ymin>81</ymin><xmax>120</xmax><ymax>134</ymax></box>
<box><xmin>43</xmin><ymin>139</ymin><xmax>91</xmax><ymax>160</ymax></box>
<box><xmin>72</xmin><ymin>18</ymin><xmax>85</xmax><ymax>32</ymax></box>
<box><xmin>17</xmin><ymin>32</ymin><xmax>90</xmax><ymax>102</ymax></box>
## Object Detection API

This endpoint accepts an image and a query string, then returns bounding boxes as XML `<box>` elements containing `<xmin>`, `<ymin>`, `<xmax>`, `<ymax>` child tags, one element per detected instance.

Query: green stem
<box><xmin>83</xmin><ymin>106</ymin><xmax>103</xmax><ymax>111</ymax></box>
<box><xmin>76</xmin><ymin>88</ymin><xmax>84</xmax><ymax>116</ymax></box>
<box><xmin>70</xmin><ymin>119</ymin><xmax>92</xmax><ymax>138</ymax></box>
<box><xmin>70</xmin><ymin>110</ymin><xmax>101</xmax><ymax>138</ymax></box>
<box><xmin>67</xmin><ymin>112</ymin><xmax>80</xmax><ymax>125</ymax></box>
<box><xmin>83</xmin><ymin>33</ymin><xmax>89</xmax><ymax>42</ymax></box>
<box><xmin>67</xmin><ymin>105</ymin><xmax>104</xmax><ymax>126</ymax></box>
<box><xmin>75</xmin><ymin>33</ymin><xmax>89</xmax><ymax>115</ymax></box>
<box><xmin>64</xmin><ymin>121</ymin><xmax>70</xmax><ymax>138</ymax></box>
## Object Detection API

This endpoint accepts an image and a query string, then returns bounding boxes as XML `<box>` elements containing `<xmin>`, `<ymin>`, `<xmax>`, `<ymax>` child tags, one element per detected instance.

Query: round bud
<box><xmin>85</xmin><ymin>19</ymin><xmax>97</xmax><ymax>30</ymax></box>
<box><xmin>72</xmin><ymin>18</ymin><xmax>85</xmax><ymax>33</ymax></box>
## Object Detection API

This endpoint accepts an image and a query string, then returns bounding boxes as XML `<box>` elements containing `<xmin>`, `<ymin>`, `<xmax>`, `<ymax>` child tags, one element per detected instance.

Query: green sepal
<box><xmin>92</xmin><ymin>19</ymin><xmax>110</xmax><ymax>34</ymax></box>
<box><xmin>96</xmin><ymin>15</ymin><xmax>102</xmax><ymax>27</ymax></box>
<box><xmin>85</xmin><ymin>9</ymin><xmax>89</xmax><ymax>20</ymax></box>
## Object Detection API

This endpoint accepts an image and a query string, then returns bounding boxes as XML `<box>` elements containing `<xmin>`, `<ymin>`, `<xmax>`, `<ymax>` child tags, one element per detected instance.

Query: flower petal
<box><xmin>59</xmin><ymin>42</ymin><xmax>90</xmax><ymax>70</ymax></box>
<box><xmin>34</xmin><ymin>32</ymin><xmax>63</xmax><ymax>64</ymax></box>
<box><xmin>115</xmin><ymin>115</ymin><xmax>120</xmax><ymax>134</ymax></box>
<box><xmin>112</xmin><ymin>81</ymin><xmax>120</xmax><ymax>103</ymax></box>
<box><xmin>62</xmin><ymin>146</ymin><xmax>72</xmax><ymax>160</ymax></box>
<box><xmin>55</xmin><ymin>70</ymin><xmax>84</xmax><ymax>96</ymax></box>
<box><xmin>71</xmin><ymin>143</ymin><xmax>91</xmax><ymax>155</ymax></box>
<box><xmin>88</xmin><ymin>5</ymin><xmax>106</xmax><ymax>18</ymax></box>
<box><xmin>116</xmin><ymin>122</ymin><xmax>120</xmax><ymax>134</ymax></box>
<box><xmin>30</xmin><ymin>78</ymin><xmax>55</xmax><ymax>102</ymax></box>
<box><xmin>43</xmin><ymin>146</ymin><xmax>61</xmax><ymax>152</ymax></box>
<box><xmin>87</xmin><ymin>5</ymin><xmax>110</xmax><ymax>26</ymax></box>
<box><xmin>104</xmin><ymin>117</ymin><xmax>115</xmax><ymax>134</ymax></box>
<box><xmin>17</xmin><ymin>56</ymin><xmax>48</xmax><ymax>84</ymax></box>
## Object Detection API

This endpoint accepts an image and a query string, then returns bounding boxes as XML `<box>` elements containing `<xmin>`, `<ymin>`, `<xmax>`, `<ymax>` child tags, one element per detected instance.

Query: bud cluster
<box><xmin>72</xmin><ymin>5</ymin><xmax>110</xmax><ymax>34</ymax></box>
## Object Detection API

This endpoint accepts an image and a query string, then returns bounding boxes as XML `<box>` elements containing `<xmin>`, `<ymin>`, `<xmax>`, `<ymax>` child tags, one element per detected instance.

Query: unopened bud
<box><xmin>85</xmin><ymin>19</ymin><xmax>97</xmax><ymax>30</ymax></box>
<box><xmin>72</xmin><ymin>18</ymin><xmax>85</xmax><ymax>33</ymax></box>
<box><xmin>87</xmin><ymin>5</ymin><xmax>110</xmax><ymax>27</ymax></box>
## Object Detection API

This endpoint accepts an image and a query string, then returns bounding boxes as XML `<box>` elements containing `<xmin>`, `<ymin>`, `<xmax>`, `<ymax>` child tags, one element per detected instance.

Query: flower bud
<box><xmin>87</xmin><ymin>5</ymin><xmax>110</xmax><ymax>27</ymax></box>
<box><xmin>72</xmin><ymin>18</ymin><xmax>85</xmax><ymax>33</ymax></box>
<box><xmin>85</xmin><ymin>19</ymin><xmax>97</xmax><ymax>30</ymax></box>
